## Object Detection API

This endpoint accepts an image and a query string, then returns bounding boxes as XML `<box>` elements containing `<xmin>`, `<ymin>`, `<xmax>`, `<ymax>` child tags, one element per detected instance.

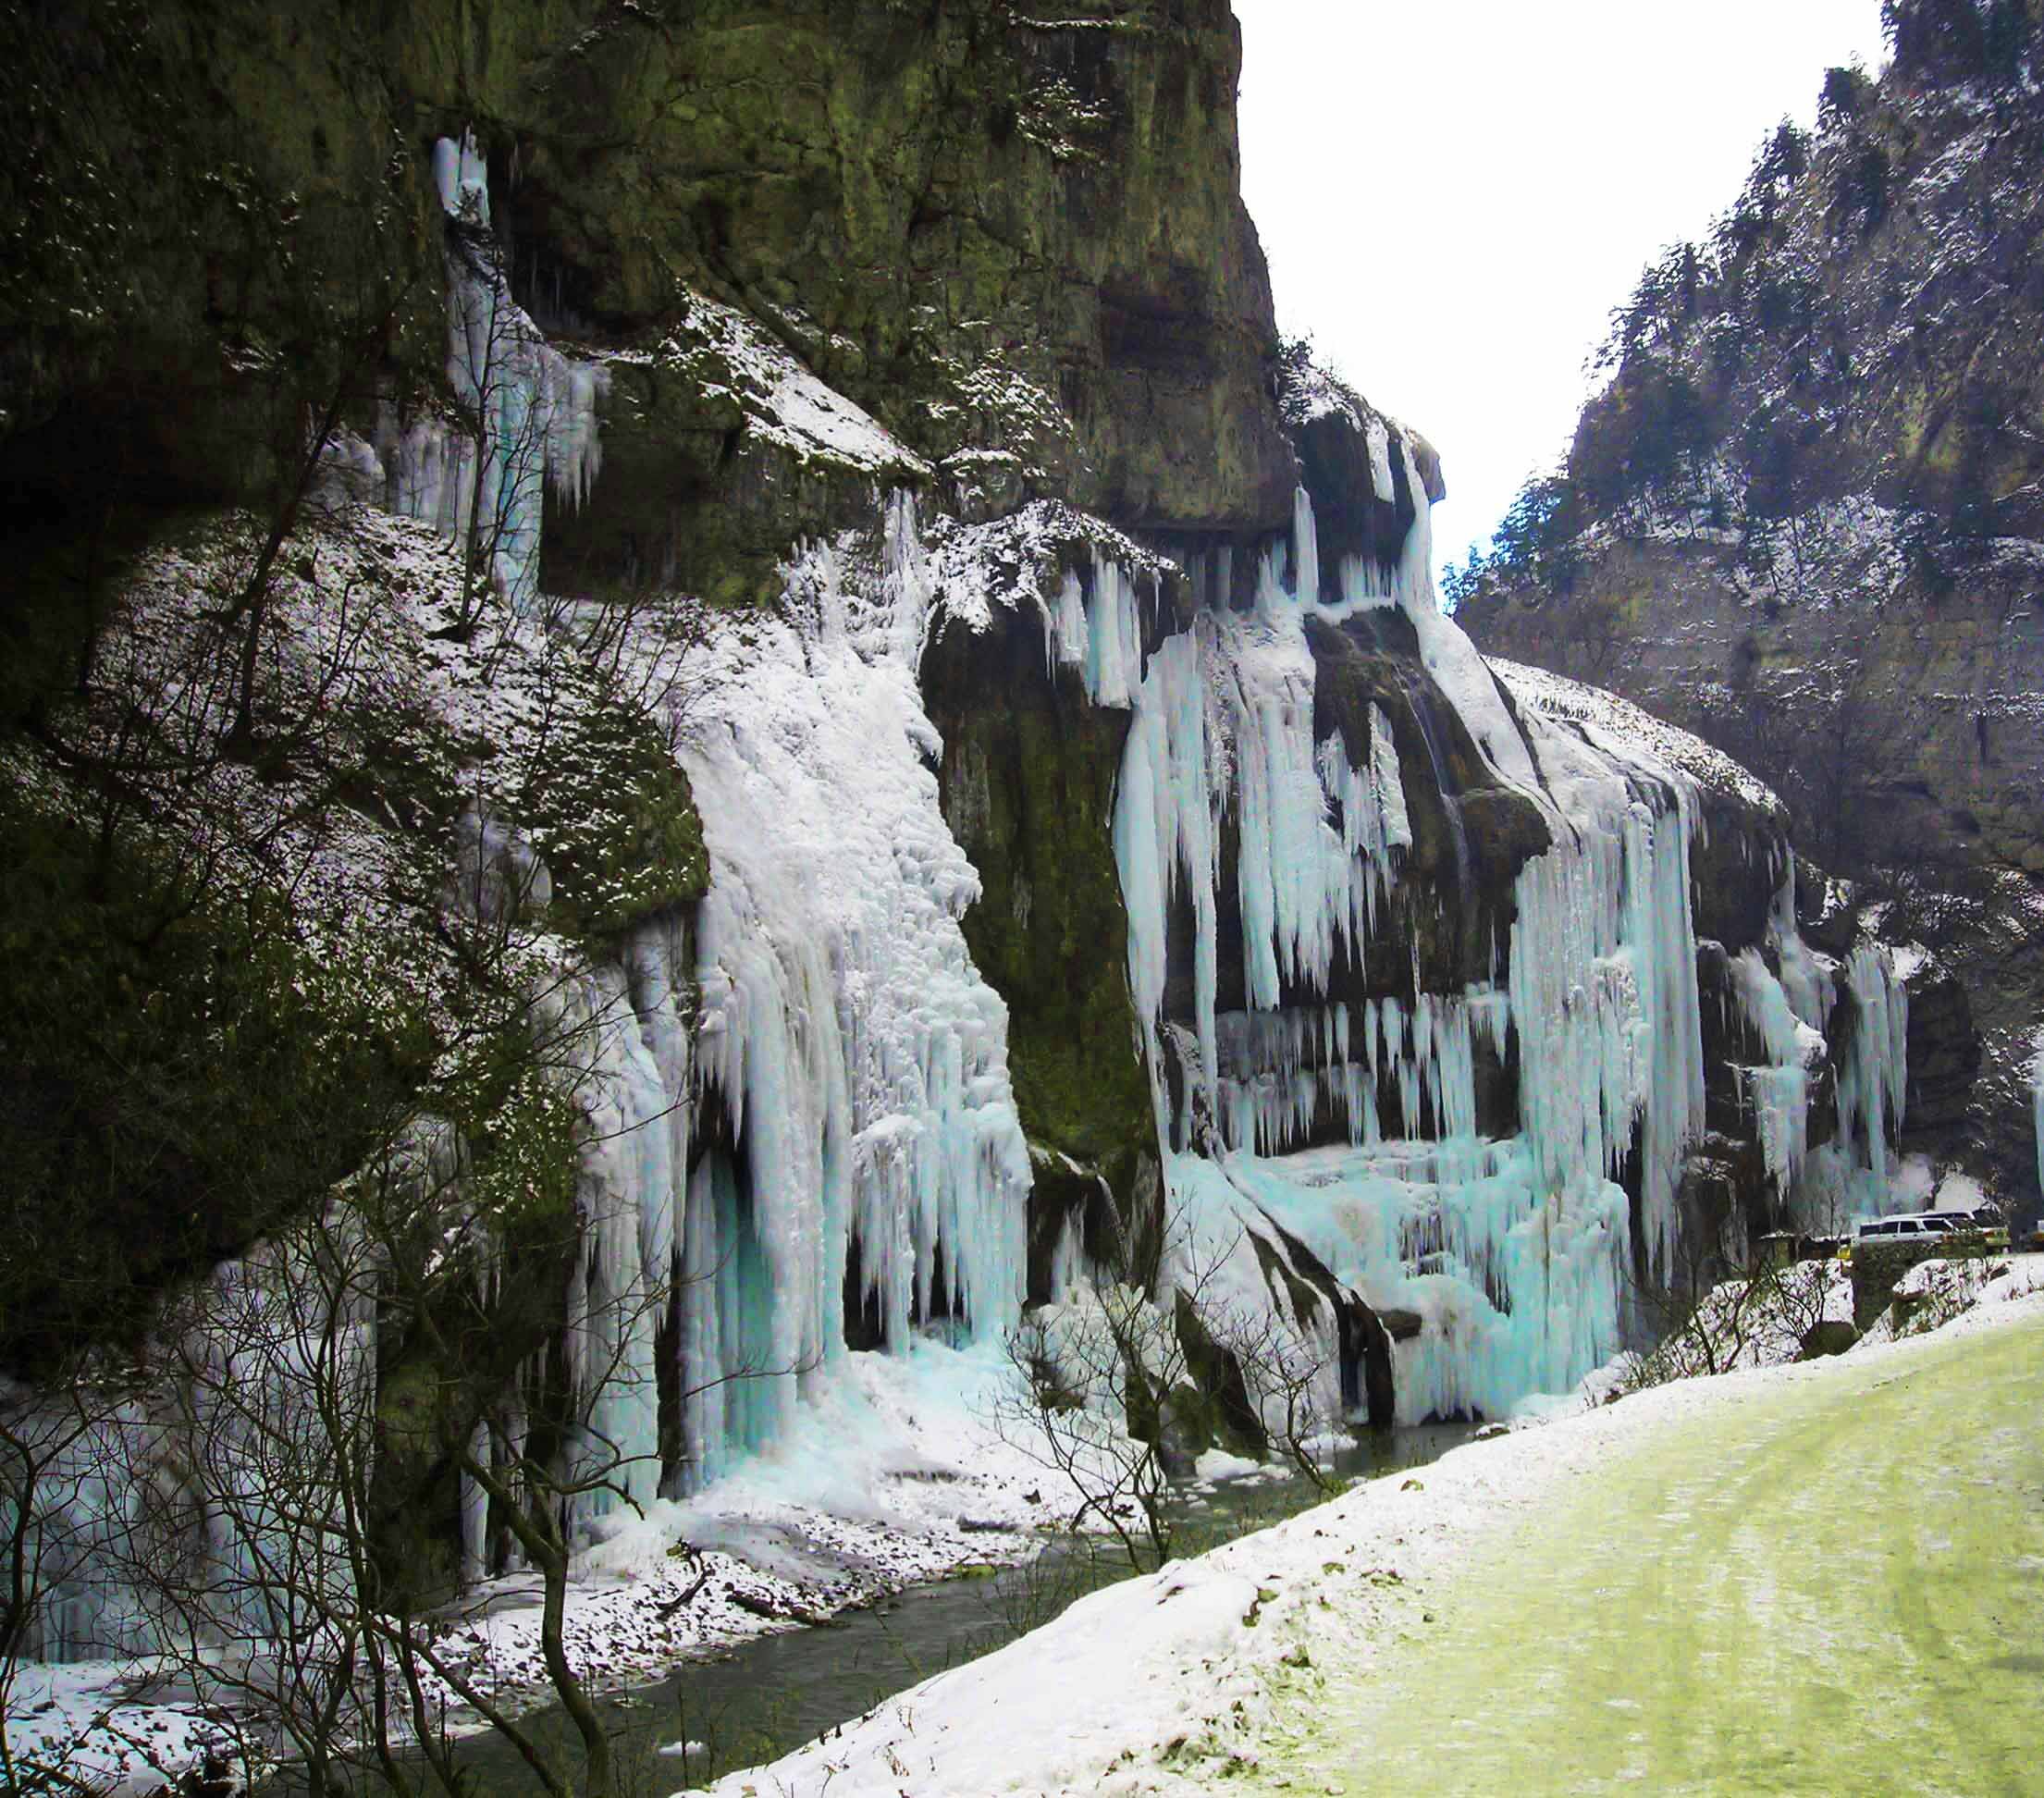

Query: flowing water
<box><xmin>425</xmin><ymin>1423</ymin><xmax>1479</xmax><ymax>1794</ymax></box>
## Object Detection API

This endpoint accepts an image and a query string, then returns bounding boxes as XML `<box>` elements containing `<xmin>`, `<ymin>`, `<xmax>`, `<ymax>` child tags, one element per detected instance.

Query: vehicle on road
<box><xmin>1927</xmin><ymin>1210</ymin><xmax>2010</xmax><ymax>1250</ymax></box>
<box><xmin>1853</xmin><ymin>1213</ymin><xmax>1956</xmax><ymax>1242</ymax></box>
<box><xmin>1840</xmin><ymin>1211</ymin><xmax>2005</xmax><ymax>1262</ymax></box>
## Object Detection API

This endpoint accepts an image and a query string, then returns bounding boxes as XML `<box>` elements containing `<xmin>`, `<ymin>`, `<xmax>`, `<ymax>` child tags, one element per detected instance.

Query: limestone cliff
<box><xmin>1</xmin><ymin>1</ymin><xmax>1293</xmax><ymax>587</ymax></box>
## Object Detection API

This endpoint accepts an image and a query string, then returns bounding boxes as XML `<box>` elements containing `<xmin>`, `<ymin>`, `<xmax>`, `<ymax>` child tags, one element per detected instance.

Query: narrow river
<box><xmin>437</xmin><ymin>1422</ymin><xmax>1478</xmax><ymax>1794</ymax></box>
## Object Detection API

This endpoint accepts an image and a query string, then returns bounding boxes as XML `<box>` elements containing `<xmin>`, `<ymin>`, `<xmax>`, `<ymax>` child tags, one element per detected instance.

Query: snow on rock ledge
<box><xmin>606</xmin><ymin>291</ymin><xmax>933</xmax><ymax>483</ymax></box>
<box><xmin>1489</xmin><ymin>656</ymin><xmax>1786</xmax><ymax>819</ymax></box>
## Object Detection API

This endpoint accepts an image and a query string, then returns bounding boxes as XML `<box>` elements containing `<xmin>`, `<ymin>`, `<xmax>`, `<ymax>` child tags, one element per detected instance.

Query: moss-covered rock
<box><xmin>4</xmin><ymin>0</ymin><xmax>1296</xmax><ymax>619</ymax></box>
<box><xmin>0</xmin><ymin>3</ymin><xmax>443</xmax><ymax>519</ymax></box>
<box><xmin>515</xmin><ymin>688</ymin><xmax>709</xmax><ymax>941</ymax></box>
<box><xmin>924</xmin><ymin>597</ymin><xmax>1154</xmax><ymax>1200</ymax></box>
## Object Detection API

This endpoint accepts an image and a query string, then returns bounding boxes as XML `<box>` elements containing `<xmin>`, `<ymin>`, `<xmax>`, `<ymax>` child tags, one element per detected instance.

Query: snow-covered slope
<box><xmin>678</xmin><ymin>1275</ymin><xmax>2044</xmax><ymax>1798</ymax></box>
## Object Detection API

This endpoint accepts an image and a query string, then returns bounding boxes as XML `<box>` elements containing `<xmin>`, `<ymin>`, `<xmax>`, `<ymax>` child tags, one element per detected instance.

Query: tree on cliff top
<box><xmin>1884</xmin><ymin>0</ymin><xmax>2038</xmax><ymax>84</ymax></box>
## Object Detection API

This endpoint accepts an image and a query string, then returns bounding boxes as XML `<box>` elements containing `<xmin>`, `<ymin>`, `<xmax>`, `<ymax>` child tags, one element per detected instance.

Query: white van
<box><xmin>1839</xmin><ymin>1213</ymin><xmax>1957</xmax><ymax>1262</ymax></box>
<box><xmin>1853</xmin><ymin>1213</ymin><xmax>1957</xmax><ymax>1243</ymax></box>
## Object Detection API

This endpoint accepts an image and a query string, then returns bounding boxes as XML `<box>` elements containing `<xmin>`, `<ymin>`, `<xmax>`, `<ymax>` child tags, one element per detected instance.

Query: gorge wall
<box><xmin>1458</xmin><ymin>0</ymin><xmax>2044</xmax><ymax>1220</ymax></box>
<box><xmin>1</xmin><ymin>0</ymin><xmax>1919</xmax><ymax>1663</ymax></box>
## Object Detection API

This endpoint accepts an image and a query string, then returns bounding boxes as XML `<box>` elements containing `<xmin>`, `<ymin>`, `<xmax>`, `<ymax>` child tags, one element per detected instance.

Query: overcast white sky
<box><xmin>1233</xmin><ymin>1</ymin><xmax>1890</xmax><ymax>574</ymax></box>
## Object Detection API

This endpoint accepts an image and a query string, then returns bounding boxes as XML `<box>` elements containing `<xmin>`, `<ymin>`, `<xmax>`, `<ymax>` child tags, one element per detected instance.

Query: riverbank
<box><xmin>3</xmin><ymin>1340</ymin><xmax>1436</xmax><ymax>1792</ymax></box>
<box><xmin>5</xmin><ymin>1344</ymin><xmax>1063</xmax><ymax>1792</ymax></box>
<box><xmin>683</xmin><ymin>1266</ymin><xmax>2044</xmax><ymax>1796</ymax></box>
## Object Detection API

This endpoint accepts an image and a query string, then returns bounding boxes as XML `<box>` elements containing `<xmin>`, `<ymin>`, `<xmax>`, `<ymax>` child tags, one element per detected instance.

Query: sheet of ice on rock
<box><xmin>1717</xmin><ymin>853</ymin><xmax>1912</xmax><ymax>1235</ymax></box>
<box><xmin>671</xmin><ymin>496</ymin><xmax>1030</xmax><ymax>1490</ymax></box>
<box><xmin>379</xmin><ymin>132</ymin><xmax>608</xmax><ymax>608</ymax></box>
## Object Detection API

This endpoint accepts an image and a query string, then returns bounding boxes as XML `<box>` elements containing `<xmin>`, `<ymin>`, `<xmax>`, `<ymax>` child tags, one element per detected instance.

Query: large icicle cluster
<box><xmin>546</xmin><ymin>950</ymin><xmax>685</xmax><ymax>1524</ymax></box>
<box><xmin>1025</xmin><ymin>481</ymin><xmax>1705</xmax><ymax>1422</ymax></box>
<box><xmin>662</xmin><ymin>495</ymin><xmax>1031</xmax><ymax>1491</ymax></box>
<box><xmin>1032</xmin><ymin>467</ymin><xmax>1904</xmax><ymax>1425</ymax></box>
<box><xmin>1722</xmin><ymin>857</ymin><xmax>1912</xmax><ymax>1231</ymax></box>
<box><xmin>472</xmin><ymin>495</ymin><xmax>1033</xmax><ymax>1523</ymax></box>
<box><xmin>1727</xmin><ymin>944</ymin><xmax>1823</xmax><ymax>1198</ymax></box>
<box><xmin>1835</xmin><ymin>942</ymin><xmax>1910</xmax><ymax>1214</ymax></box>
<box><xmin>1507</xmin><ymin>785</ymin><xmax>1705</xmax><ymax>1287</ymax></box>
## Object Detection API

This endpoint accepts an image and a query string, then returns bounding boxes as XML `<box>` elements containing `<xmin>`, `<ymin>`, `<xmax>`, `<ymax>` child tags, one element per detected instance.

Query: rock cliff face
<box><xmin>1</xmin><ymin>0</ymin><xmax>1926</xmax><ymax>1658</ymax></box>
<box><xmin>2</xmin><ymin>1</ymin><xmax>1292</xmax><ymax>594</ymax></box>
<box><xmin>1459</xmin><ymin>0</ymin><xmax>2044</xmax><ymax>1220</ymax></box>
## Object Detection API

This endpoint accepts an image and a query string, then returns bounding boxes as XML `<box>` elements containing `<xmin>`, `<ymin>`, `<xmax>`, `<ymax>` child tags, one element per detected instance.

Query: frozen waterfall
<box><xmin>1043</xmin><ymin>476</ymin><xmax>1899</xmax><ymax>1422</ymax></box>
<box><xmin>656</xmin><ymin>497</ymin><xmax>1031</xmax><ymax>1493</ymax></box>
<box><xmin>1037</xmin><ymin>486</ymin><xmax>1669</xmax><ymax>1419</ymax></box>
<box><xmin>1724</xmin><ymin>856</ymin><xmax>1911</xmax><ymax>1232</ymax></box>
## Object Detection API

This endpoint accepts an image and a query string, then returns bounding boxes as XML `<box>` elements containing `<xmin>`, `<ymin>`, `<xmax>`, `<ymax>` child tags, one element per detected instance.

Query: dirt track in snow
<box><xmin>1264</xmin><ymin>1312</ymin><xmax>2044</xmax><ymax>1796</ymax></box>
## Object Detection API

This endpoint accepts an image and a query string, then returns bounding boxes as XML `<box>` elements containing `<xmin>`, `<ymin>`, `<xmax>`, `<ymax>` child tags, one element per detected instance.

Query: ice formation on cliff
<box><xmin>460</xmin><ymin>495</ymin><xmax>1034</xmax><ymax>1531</ymax></box>
<box><xmin>660</xmin><ymin>497</ymin><xmax>1030</xmax><ymax>1492</ymax></box>
<box><xmin>1027</xmin><ymin>479</ymin><xmax>1655</xmax><ymax>1417</ymax></box>
<box><xmin>11</xmin><ymin>141</ymin><xmax>1920</xmax><ymax>1661</ymax></box>
<box><xmin>383</xmin><ymin>135</ymin><xmax>609</xmax><ymax>606</ymax></box>
<box><xmin>1722</xmin><ymin>857</ymin><xmax>1911</xmax><ymax>1232</ymax></box>
<box><xmin>1043</xmin><ymin>470</ymin><xmax>1905</xmax><ymax>1423</ymax></box>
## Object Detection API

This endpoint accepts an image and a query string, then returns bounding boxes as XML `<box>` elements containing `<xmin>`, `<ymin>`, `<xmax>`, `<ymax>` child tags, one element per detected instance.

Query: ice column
<box><xmin>549</xmin><ymin>953</ymin><xmax>682</xmax><ymax>1525</ymax></box>
<box><xmin>1836</xmin><ymin>942</ymin><xmax>1909</xmax><ymax>1213</ymax></box>
<box><xmin>1728</xmin><ymin>947</ymin><xmax>1822</xmax><ymax>1197</ymax></box>
<box><xmin>1508</xmin><ymin>790</ymin><xmax>1705</xmax><ymax>1284</ymax></box>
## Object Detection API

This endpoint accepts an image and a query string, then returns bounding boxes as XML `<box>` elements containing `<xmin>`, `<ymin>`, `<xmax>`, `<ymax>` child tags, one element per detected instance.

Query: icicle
<box><xmin>460</xmin><ymin>1421</ymin><xmax>491</xmax><ymax>1583</ymax></box>
<box><xmin>548</xmin><ymin>956</ymin><xmax>674</xmax><ymax>1530</ymax></box>
<box><xmin>1364</xmin><ymin>417</ymin><xmax>1396</xmax><ymax>505</ymax></box>
<box><xmin>1292</xmin><ymin>485</ymin><xmax>1321</xmax><ymax>607</ymax></box>
<box><xmin>1728</xmin><ymin>948</ymin><xmax>1818</xmax><ymax>1200</ymax></box>
<box><xmin>433</xmin><ymin>129</ymin><xmax>490</xmax><ymax>225</ymax></box>
<box><xmin>1836</xmin><ymin>942</ymin><xmax>1908</xmax><ymax>1216</ymax></box>
<box><xmin>1768</xmin><ymin>854</ymin><xmax>1836</xmax><ymax>1033</ymax></box>
<box><xmin>385</xmin><ymin>137</ymin><xmax>610</xmax><ymax>610</ymax></box>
